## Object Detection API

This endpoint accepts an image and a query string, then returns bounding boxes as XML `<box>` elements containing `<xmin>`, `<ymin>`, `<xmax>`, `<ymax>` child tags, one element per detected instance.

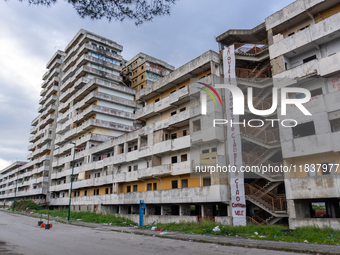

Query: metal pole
<box><xmin>67</xmin><ymin>143</ymin><xmax>76</xmax><ymax>221</ymax></box>
<box><xmin>12</xmin><ymin>179</ymin><xmax>18</xmax><ymax>211</ymax></box>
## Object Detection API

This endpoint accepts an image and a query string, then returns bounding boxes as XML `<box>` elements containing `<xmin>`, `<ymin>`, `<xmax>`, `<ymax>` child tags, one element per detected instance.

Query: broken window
<box><xmin>128</xmin><ymin>166</ymin><xmax>132</xmax><ymax>172</ymax></box>
<box><xmin>134</xmin><ymin>145</ymin><xmax>138</xmax><ymax>150</ymax></box>
<box><xmin>171</xmin><ymin>156</ymin><xmax>178</xmax><ymax>164</ymax></box>
<box><xmin>181</xmin><ymin>154</ymin><xmax>187</xmax><ymax>162</ymax></box>
<box><xmin>171</xmin><ymin>205</ymin><xmax>180</xmax><ymax>215</ymax></box>
<box><xmin>147</xmin><ymin>183</ymin><xmax>152</xmax><ymax>191</ymax></box>
<box><xmin>181</xmin><ymin>179</ymin><xmax>188</xmax><ymax>188</ymax></box>
<box><xmin>292</xmin><ymin>121</ymin><xmax>316</xmax><ymax>138</ymax></box>
<box><xmin>171</xmin><ymin>111</ymin><xmax>177</xmax><ymax>116</ymax></box>
<box><xmin>193</xmin><ymin>119</ymin><xmax>201</xmax><ymax>132</ymax></box>
<box><xmin>172</xmin><ymin>180</ymin><xmax>178</xmax><ymax>189</ymax></box>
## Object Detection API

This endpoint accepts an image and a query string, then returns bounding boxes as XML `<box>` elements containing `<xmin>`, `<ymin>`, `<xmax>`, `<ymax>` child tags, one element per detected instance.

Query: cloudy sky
<box><xmin>0</xmin><ymin>0</ymin><xmax>295</xmax><ymax>169</ymax></box>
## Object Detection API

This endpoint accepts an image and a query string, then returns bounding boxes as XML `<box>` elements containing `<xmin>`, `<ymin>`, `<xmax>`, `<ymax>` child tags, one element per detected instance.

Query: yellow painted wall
<box><xmin>286</xmin><ymin>152</ymin><xmax>340</xmax><ymax>178</ymax></box>
<box><xmin>315</xmin><ymin>3</ymin><xmax>340</xmax><ymax>23</ymax></box>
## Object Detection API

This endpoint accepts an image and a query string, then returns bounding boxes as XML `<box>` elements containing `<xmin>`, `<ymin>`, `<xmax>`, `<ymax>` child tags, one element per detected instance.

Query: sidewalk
<box><xmin>2</xmin><ymin>209</ymin><xmax>340</xmax><ymax>254</ymax></box>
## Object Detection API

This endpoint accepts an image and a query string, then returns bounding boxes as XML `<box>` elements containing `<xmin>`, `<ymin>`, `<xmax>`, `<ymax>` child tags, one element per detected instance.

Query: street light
<box><xmin>68</xmin><ymin>142</ymin><xmax>76</xmax><ymax>221</ymax></box>
<box><xmin>12</xmin><ymin>178</ymin><xmax>18</xmax><ymax>211</ymax></box>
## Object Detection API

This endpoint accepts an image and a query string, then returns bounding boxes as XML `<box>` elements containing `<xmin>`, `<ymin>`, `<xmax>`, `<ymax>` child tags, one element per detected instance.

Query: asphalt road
<box><xmin>0</xmin><ymin>211</ymin><xmax>306</xmax><ymax>255</ymax></box>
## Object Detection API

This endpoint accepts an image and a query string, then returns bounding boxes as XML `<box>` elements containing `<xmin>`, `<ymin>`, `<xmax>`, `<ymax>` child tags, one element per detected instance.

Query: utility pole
<box><xmin>68</xmin><ymin>142</ymin><xmax>76</xmax><ymax>221</ymax></box>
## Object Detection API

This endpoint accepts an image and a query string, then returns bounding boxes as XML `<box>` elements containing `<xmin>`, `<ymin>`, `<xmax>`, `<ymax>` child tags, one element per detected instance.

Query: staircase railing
<box><xmin>240</xmin><ymin>126</ymin><xmax>280</xmax><ymax>143</ymax></box>
<box><xmin>245</xmin><ymin>183</ymin><xmax>287</xmax><ymax>212</ymax></box>
<box><xmin>244</xmin><ymin>96</ymin><xmax>273</xmax><ymax>111</ymax></box>
<box><xmin>235</xmin><ymin>66</ymin><xmax>271</xmax><ymax>81</ymax></box>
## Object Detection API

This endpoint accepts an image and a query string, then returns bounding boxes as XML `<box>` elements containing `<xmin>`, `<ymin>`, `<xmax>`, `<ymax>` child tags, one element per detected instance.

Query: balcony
<box><xmin>48</xmin><ymin>185</ymin><xmax>229</xmax><ymax>206</ymax></box>
<box><xmin>270</xmin><ymin>13</ymin><xmax>340</xmax><ymax>59</ymax></box>
<box><xmin>285</xmin><ymin>174</ymin><xmax>340</xmax><ymax>200</ymax></box>
<box><xmin>136</xmin><ymin>86</ymin><xmax>189</xmax><ymax>119</ymax></box>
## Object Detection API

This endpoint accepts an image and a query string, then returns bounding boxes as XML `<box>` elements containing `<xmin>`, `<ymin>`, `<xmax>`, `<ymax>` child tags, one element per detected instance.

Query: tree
<box><xmin>17</xmin><ymin>0</ymin><xmax>177</xmax><ymax>25</ymax></box>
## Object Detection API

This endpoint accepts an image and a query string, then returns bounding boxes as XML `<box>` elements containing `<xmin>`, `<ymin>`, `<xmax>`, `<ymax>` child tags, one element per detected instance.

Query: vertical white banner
<box><xmin>223</xmin><ymin>45</ymin><xmax>246</xmax><ymax>226</ymax></box>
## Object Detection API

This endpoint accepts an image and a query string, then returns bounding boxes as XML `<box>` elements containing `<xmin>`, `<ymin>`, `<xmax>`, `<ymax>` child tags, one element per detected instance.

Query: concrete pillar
<box><xmin>267</xmin><ymin>28</ymin><xmax>274</xmax><ymax>46</ymax></box>
<box><xmin>201</xmin><ymin>205</ymin><xmax>205</xmax><ymax>217</ymax></box>
<box><xmin>114</xmin><ymin>145</ymin><xmax>119</xmax><ymax>155</ymax></box>
<box><xmin>123</xmin><ymin>143</ymin><xmax>128</xmax><ymax>154</ymax></box>
<box><xmin>137</xmin><ymin>136</ymin><xmax>141</xmax><ymax>150</ymax></box>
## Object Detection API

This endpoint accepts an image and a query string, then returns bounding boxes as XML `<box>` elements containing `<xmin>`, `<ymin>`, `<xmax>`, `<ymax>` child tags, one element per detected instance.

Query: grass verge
<box><xmin>31</xmin><ymin>209</ymin><xmax>136</xmax><ymax>226</ymax></box>
<box><xmin>141</xmin><ymin>220</ymin><xmax>340</xmax><ymax>245</ymax></box>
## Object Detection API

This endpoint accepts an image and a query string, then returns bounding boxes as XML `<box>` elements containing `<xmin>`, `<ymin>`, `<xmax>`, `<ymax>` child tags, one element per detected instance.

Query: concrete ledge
<box><xmin>290</xmin><ymin>218</ymin><xmax>340</xmax><ymax>230</ymax></box>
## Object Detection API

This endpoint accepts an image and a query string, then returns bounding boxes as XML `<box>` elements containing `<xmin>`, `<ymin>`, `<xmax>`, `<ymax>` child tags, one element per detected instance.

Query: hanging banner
<box><xmin>223</xmin><ymin>45</ymin><xmax>246</xmax><ymax>226</ymax></box>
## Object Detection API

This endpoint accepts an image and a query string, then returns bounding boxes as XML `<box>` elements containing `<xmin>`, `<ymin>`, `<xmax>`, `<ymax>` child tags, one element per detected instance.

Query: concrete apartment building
<box><xmin>1</xmin><ymin>0</ymin><xmax>340</xmax><ymax>229</ymax></box>
<box><xmin>49</xmin><ymin>50</ymin><xmax>232</xmax><ymax>224</ymax></box>
<box><xmin>121</xmin><ymin>52</ymin><xmax>175</xmax><ymax>93</ymax></box>
<box><xmin>266</xmin><ymin>0</ymin><xmax>340</xmax><ymax>228</ymax></box>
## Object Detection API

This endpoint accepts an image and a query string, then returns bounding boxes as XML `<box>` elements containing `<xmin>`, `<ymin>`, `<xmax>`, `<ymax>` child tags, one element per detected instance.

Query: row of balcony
<box><xmin>135</xmin><ymin>86</ymin><xmax>189</xmax><ymax>119</ymax></box>
<box><xmin>54</xmin><ymin>118</ymin><xmax>135</xmax><ymax>146</ymax></box>
<box><xmin>0</xmin><ymin>166</ymin><xmax>49</xmax><ymax>187</ymax></box>
<box><xmin>0</xmin><ymin>177</ymin><xmax>49</xmax><ymax>193</ymax></box>
<box><xmin>49</xmin><ymin>185</ymin><xmax>228</xmax><ymax>206</ymax></box>
<box><xmin>52</xmin><ymin>135</ymin><xmax>190</xmax><ymax>170</ymax></box>
<box><xmin>0</xmin><ymin>188</ymin><xmax>48</xmax><ymax>199</ymax></box>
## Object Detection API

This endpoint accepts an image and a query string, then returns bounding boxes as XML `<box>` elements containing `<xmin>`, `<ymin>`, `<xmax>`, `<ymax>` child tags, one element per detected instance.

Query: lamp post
<box><xmin>68</xmin><ymin>142</ymin><xmax>76</xmax><ymax>221</ymax></box>
<box><xmin>12</xmin><ymin>178</ymin><xmax>18</xmax><ymax>212</ymax></box>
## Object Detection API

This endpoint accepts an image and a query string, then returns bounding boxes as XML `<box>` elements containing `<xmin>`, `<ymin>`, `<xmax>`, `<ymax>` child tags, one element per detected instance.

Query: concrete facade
<box><xmin>267</xmin><ymin>0</ymin><xmax>340</xmax><ymax>229</ymax></box>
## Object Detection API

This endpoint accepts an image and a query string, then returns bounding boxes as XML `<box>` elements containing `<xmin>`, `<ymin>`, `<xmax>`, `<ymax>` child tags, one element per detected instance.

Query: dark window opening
<box><xmin>170</xmin><ymin>90</ymin><xmax>176</xmax><ymax>94</ymax></box>
<box><xmin>181</xmin><ymin>179</ymin><xmax>188</xmax><ymax>188</ymax></box>
<box><xmin>292</xmin><ymin>121</ymin><xmax>316</xmax><ymax>138</ymax></box>
<box><xmin>310</xmin><ymin>88</ymin><xmax>323</xmax><ymax>97</ymax></box>
<box><xmin>193</xmin><ymin>119</ymin><xmax>201</xmax><ymax>132</ymax></box>
<box><xmin>183</xmin><ymin>130</ymin><xmax>187</xmax><ymax>136</ymax></box>
<box><xmin>171</xmin><ymin>111</ymin><xmax>177</xmax><ymax>116</ymax></box>
<box><xmin>171</xmin><ymin>156</ymin><xmax>178</xmax><ymax>164</ymax></box>
<box><xmin>153</xmin><ymin>183</ymin><xmax>157</xmax><ymax>190</ymax></box>
<box><xmin>171</xmin><ymin>133</ymin><xmax>177</xmax><ymax>139</ymax></box>
<box><xmin>155</xmin><ymin>98</ymin><xmax>160</xmax><ymax>102</ymax></box>
<box><xmin>133</xmin><ymin>185</ymin><xmax>138</xmax><ymax>192</ymax></box>
<box><xmin>127</xmin><ymin>186</ymin><xmax>131</xmax><ymax>193</ymax></box>
<box><xmin>303</xmin><ymin>55</ymin><xmax>317</xmax><ymax>63</ymax></box>
<box><xmin>172</xmin><ymin>180</ymin><xmax>178</xmax><ymax>189</ymax></box>
<box><xmin>133</xmin><ymin>165</ymin><xmax>138</xmax><ymax>171</ymax></box>
<box><xmin>128</xmin><ymin>166</ymin><xmax>132</xmax><ymax>172</ymax></box>
<box><xmin>105</xmin><ymin>188</ymin><xmax>109</xmax><ymax>194</ymax></box>
<box><xmin>164</xmin><ymin>133</ymin><xmax>169</xmax><ymax>141</ymax></box>
<box><xmin>180</xmin><ymin>107</ymin><xmax>186</xmax><ymax>112</ymax></box>
<box><xmin>171</xmin><ymin>205</ymin><xmax>180</xmax><ymax>215</ymax></box>
<box><xmin>147</xmin><ymin>183</ymin><xmax>152</xmax><ymax>191</ymax></box>
<box><xmin>330</xmin><ymin>118</ymin><xmax>340</xmax><ymax>133</ymax></box>
<box><xmin>134</xmin><ymin>145</ymin><xmax>138</xmax><ymax>150</ymax></box>
<box><xmin>211</xmin><ymin>147</ymin><xmax>217</xmax><ymax>152</ymax></box>
<box><xmin>203</xmin><ymin>177</ymin><xmax>211</xmax><ymax>186</ymax></box>
<box><xmin>202</xmin><ymin>149</ymin><xmax>209</xmax><ymax>154</ymax></box>
<box><xmin>181</xmin><ymin>154</ymin><xmax>187</xmax><ymax>162</ymax></box>
<box><xmin>288</xmin><ymin>32</ymin><xmax>295</xmax><ymax>37</ymax></box>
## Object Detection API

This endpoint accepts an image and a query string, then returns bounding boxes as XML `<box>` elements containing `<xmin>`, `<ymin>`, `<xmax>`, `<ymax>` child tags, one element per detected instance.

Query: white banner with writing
<box><xmin>223</xmin><ymin>45</ymin><xmax>246</xmax><ymax>226</ymax></box>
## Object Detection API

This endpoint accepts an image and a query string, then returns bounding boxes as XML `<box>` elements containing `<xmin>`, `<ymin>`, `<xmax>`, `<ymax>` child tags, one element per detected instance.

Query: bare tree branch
<box><xmin>15</xmin><ymin>0</ymin><xmax>177</xmax><ymax>25</ymax></box>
